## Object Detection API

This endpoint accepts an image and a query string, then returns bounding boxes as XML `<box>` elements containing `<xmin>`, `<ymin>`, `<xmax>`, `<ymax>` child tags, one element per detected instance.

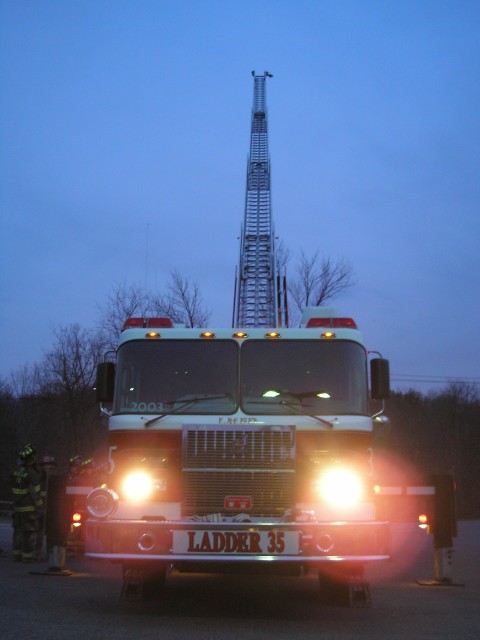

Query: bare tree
<box><xmin>164</xmin><ymin>269</ymin><xmax>211</xmax><ymax>328</ymax></box>
<box><xmin>288</xmin><ymin>252</ymin><xmax>355</xmax><ymax>325</ymax></box>
<box><xmin>275</xmin><ymin>238</ymin><xmax>291</xmax><ymax>277</ymax></box>
<box><xmin>7</xmin><ymin>364</ymin><xmax>45</xmax><ymax>446</ymax></box>
<box><xmin>96</xmin><ymin>272</ymin><xmax>211</xmax><ymax>344</ymax></box>
<box><xmin>443</xmin><ymin>381</ymin><xmax>479</xmax><ymax>404</ymax></box>
<box><xmin>0</xmin><ymin>379</ymin><xmax>18</xmax><ymax>501</ymax></box>
<box><xmin>96</xmin><ymin>281</ymin><xmax>152</xmax><ymax>350</ymax></box>
<box><xmin>40</xmin><ymin>323</ymin><xmax>105</xmax><ymax>455</ymax></box>
<box><xmin>9</xmin><ymin>364</ymin><xmax>41</xmax><ymax>399</ymax></box>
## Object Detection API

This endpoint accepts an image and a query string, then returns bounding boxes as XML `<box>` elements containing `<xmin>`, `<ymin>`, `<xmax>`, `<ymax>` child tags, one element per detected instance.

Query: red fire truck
<box><xmin>85</xmin><ymin>307</ymin><xmax>391</xmax><ymax>604</ymax></box>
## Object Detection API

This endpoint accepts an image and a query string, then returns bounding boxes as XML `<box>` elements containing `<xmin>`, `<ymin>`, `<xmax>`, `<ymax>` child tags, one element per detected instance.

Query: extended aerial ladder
<box><xmin>233</xmin><ymin>71</ymin><xmax>288</xmax><ymax>328</ymax></box>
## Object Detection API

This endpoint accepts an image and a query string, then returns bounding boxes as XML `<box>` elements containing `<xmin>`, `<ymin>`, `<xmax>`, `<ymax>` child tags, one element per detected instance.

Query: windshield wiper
<box><xmin>278</xmin><ymin>400</ymin><xmax>335</xmax><ymax>429</ymax></box>
<box><xmin>143</xmin><ymin>394</ymin><xmax>232</xmax><ymax>428</ymax></box>
<box><xmin>254</xmin><ymin>389</ymin><xmax>335</xmax><ymax>428</ymax></box>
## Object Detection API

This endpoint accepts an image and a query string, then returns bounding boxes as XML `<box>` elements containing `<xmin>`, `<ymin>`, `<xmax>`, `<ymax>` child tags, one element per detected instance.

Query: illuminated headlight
<box><xmin>315</xmin><ymin>467</ymin><xmax>363</xmax><ymax>508</ymax></box>
<box><xmin>86</xmin><ymin>487</ymin><xmax>118</xmax><ymax>519</ymax></box>
<box><xmin>122</xmin><ymin>471</ymin><xmax>154</xmax><ymax>501</ymax></box>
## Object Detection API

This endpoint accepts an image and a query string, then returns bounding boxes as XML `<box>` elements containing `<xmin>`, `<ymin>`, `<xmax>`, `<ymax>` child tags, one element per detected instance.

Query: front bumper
<box><xmin>85</xmin><ymin>519</ymin><xmax>390</xmax><ymax>564</ymax></box>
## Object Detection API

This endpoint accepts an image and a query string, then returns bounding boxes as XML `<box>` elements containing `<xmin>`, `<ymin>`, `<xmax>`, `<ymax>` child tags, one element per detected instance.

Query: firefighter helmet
<box><xmin>69</xmin><ymin>455</ymin><xmax>81</xmax><ymax>467</ymax></box>
<box><xmin>18</xmin><ymin>444</ymin><xmax>36</xmax><ymax>460</ymax></box>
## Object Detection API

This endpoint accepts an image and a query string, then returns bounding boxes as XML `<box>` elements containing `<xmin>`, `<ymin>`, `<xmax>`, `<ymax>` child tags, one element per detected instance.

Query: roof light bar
<box><xmin>306</xmin><ymin>317</ymin><xmax>357</xmax><ymax>329</ymax></box>
<box><xmin>332</xmin><ymin>318</ymin><xmax>357</xmax><ymax>328</ymax></box>
<box><xmin>122</xmin><ymin>317</ymin><xmax>174</xmax><ymax>331</ymax></box>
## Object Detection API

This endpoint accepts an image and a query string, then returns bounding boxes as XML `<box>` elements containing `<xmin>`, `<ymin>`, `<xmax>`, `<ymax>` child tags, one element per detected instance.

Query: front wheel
<box><xmin>318</xmin><ymin>563</ymin><xmax>370</xmax><ymax>607</ymax></box>
<box><xmin>121</xmin><ymin>563</ymin><xmax>167</xmax><ymax>601</ymax></box>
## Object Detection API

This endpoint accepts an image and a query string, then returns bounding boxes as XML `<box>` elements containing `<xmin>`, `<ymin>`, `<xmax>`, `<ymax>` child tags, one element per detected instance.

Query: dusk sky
<box><xmin>1</xmin><ymin>0</ymin><xmax>479</xmax><ymax>394</ymax></box>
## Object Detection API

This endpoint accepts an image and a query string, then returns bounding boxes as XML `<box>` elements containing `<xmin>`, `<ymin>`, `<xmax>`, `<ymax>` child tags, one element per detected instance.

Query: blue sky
<box><xmin>1</xmin><ymin>0</ymin><xmax>479</xmax><ymax>393</ymax></box>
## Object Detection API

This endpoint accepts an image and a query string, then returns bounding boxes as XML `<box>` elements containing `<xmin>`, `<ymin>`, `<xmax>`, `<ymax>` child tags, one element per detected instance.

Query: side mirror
<box><xmin>96</xmin><ymin>362</ymin><xmax>115</xmax><ymax>403</ymax></box>
<box><xmin>370</xmin><ymin>358</ymin><xmax>390</xmax><ymax>400</ymax></box>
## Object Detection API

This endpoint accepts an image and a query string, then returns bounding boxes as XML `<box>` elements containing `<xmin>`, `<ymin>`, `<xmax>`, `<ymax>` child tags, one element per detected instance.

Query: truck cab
<box><xmin>86</xmin><ymin>307</ymin><xmax>390</xmax><ymax>603</ymax></box>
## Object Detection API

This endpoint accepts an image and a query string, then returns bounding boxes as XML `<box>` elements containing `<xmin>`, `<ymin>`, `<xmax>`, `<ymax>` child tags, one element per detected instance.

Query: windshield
<box><xmin>241</xmin><ymin>340</ymin><xmax>367</xmax><ymax>415</ymax></box>
<box><xmin>114</xmin><ymin>340</ymin><xmax>238</xmax><ymax>415</ymax></box>
<box><xmin>113</xmin><ymin>338</ymin><xmax>368</xmax><ymax>417</ymax></box>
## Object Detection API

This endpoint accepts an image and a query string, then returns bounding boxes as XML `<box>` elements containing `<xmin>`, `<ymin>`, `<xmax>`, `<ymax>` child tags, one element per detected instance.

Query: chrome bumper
<box><xmin>85</xmin><ymin>519</ymin><xmax>390</xmax><ymax>564</ymax></box>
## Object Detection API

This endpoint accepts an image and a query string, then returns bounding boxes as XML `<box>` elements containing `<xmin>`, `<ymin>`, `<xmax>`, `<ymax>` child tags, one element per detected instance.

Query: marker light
<box><xmin>233</xmin><ymin>331</ymin><xmax>248</xmax><ymax>338</ymax></box>
<box><xmin>146</xmin><ymin>331</ymin><xmax>160</xmax><ymax>338</ymax></box>
<box><xmin>265</xmin><ymin>331</ymin><xmax>280</xmax><ymax>339</ymax></box>
<box><xmin>122</xmin><ymin>471</ymin><xmax>153</xmax><ymax>501</ymax></box>
<box><xmin>72</xmin><ymin>512</ymin><xmax>82</xmax><ymax>527</ymax></box>
<box><xmin>321</xmin><ymin>331</ymin><xmax>336</xmax><ymax>339</ymax></box>
<box><xmin>201</xmin><ymin>331</ymin><xmax>215</xmax><ymax>339</ymax></box>
<box><xmin>316</xmin><ymin>468</ymin><xmax>363</xmax><ymax>508</ymax></box>
<box><xmin>418</xmin><ymin>513</ymin><xmax>429</xmax><ymax>530</ymax></box>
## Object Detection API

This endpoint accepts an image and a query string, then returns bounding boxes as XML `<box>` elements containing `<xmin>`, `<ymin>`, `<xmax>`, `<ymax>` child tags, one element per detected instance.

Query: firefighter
<box><xmin>68</xmin><ymin>455</ymin><xmax>82</xmax><ymax>480</ymax></box>
<box><xmin>80</xmin><ymin>457</ymin><xmax>102</xmax><ymax>484</ymax></box>
<box><xmin>11</xmin><ymin>444</ymin><xmax>43</xmax><ymax>562</ymax></box>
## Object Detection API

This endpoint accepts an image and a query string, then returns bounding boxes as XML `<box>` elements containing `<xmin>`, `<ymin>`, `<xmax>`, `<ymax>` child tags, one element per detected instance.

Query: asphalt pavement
<box><xmin>0</xmin><ymin>520</ymin><xmax>479</xmax><ymax>640</ymax></box>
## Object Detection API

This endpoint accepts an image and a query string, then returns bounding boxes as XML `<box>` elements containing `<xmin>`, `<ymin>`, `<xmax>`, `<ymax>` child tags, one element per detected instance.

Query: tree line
<box><xmin>375</xmin><ymin>384</ymin><xmax>480</xmax><ymax>519</ymax></box>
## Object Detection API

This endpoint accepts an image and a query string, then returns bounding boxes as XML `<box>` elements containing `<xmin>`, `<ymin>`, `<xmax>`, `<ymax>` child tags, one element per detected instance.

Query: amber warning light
<box><xmin>72</xmin><ymin>512</ymin><xmax>82</xmax><ymax>527</ymax></box>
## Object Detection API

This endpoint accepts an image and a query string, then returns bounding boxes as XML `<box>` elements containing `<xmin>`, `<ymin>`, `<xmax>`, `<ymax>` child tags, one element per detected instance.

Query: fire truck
<box><xmin>85</xmin><ymin>306</ymin><xmax>391</xmax><ymax>604</ymax></box>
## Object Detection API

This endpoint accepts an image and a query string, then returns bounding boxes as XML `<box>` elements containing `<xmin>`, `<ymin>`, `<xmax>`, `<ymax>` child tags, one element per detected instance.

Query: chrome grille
<box><xmin>182</xmin><ymin>425</ymin><xmax>295</xmax><ymax>517</ymax></box>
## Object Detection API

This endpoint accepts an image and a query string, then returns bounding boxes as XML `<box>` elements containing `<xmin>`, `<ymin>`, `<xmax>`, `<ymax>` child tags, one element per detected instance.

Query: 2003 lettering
<box><xmin>130</xmin><ymin>402</ymin><xmax>164</xmax><ymax>412</ymax></box>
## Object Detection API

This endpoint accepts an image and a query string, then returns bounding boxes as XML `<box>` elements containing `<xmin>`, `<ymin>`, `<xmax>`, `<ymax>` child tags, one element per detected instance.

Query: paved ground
<box><xmin>0</xmin><ymin>521</ymin><xmax>479</xmax><ymax>639</ymax></box>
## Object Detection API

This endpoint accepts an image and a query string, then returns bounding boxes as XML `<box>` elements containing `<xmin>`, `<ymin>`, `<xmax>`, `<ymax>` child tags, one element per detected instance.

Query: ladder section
<box><xmin>234</xmin><ymin>71</ymin><xmax>278</xmax><ymax>328</ymax></box>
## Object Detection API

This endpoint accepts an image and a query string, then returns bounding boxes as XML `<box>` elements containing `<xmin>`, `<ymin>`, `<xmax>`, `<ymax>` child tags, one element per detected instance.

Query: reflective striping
<box><xmin>376</xmin><ymin>486</ymin><xmax>435</xmax><ymax>496</ymax></box>
<box><xmin>66</xmin><ymin>486</ymin><xmax>94</xmax><ymax>495</ymax></box>
<box><xmin>406</xmin><ymin>486</ymin><xmax>435</xmax><ymax>496</ymax></box>
<box><xmin>376</xmin><ymin>487</ymin><xmax>402</xmax><ymax>496</ymax></box>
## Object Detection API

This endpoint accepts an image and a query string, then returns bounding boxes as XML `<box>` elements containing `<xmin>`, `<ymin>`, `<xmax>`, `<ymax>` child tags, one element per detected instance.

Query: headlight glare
<box><xmin>122</xmin><ymin>471</ymin><xmax>153</xmax><ymax>501</ymax></box>
<box><xmin>316</xmin><ymin>467</ymin><xmax>363</xmax><ymax>507</ymax></box>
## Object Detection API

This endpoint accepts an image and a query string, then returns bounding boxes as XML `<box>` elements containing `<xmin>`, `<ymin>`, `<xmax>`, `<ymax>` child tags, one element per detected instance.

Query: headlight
<box><xmin>86</xmin><ymin>487</ymin><xmax>118</xmax><ymax>519</ymax></box>
<box><xmin>315</xmin><ymin>467</ymin><xmax>363</xmax><ymax>508</ymax></box>
<box><xmin>122</xmin><ymin>471</ymin><xmax>153</xmax><ymax>501</ymax></box>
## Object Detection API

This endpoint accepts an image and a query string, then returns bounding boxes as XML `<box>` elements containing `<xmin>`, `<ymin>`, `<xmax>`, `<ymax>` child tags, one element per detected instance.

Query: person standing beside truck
<box><xmin>11</xmin><ymin>444</ymin><xmax>43</xmax><ymax>562</ymax></box>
